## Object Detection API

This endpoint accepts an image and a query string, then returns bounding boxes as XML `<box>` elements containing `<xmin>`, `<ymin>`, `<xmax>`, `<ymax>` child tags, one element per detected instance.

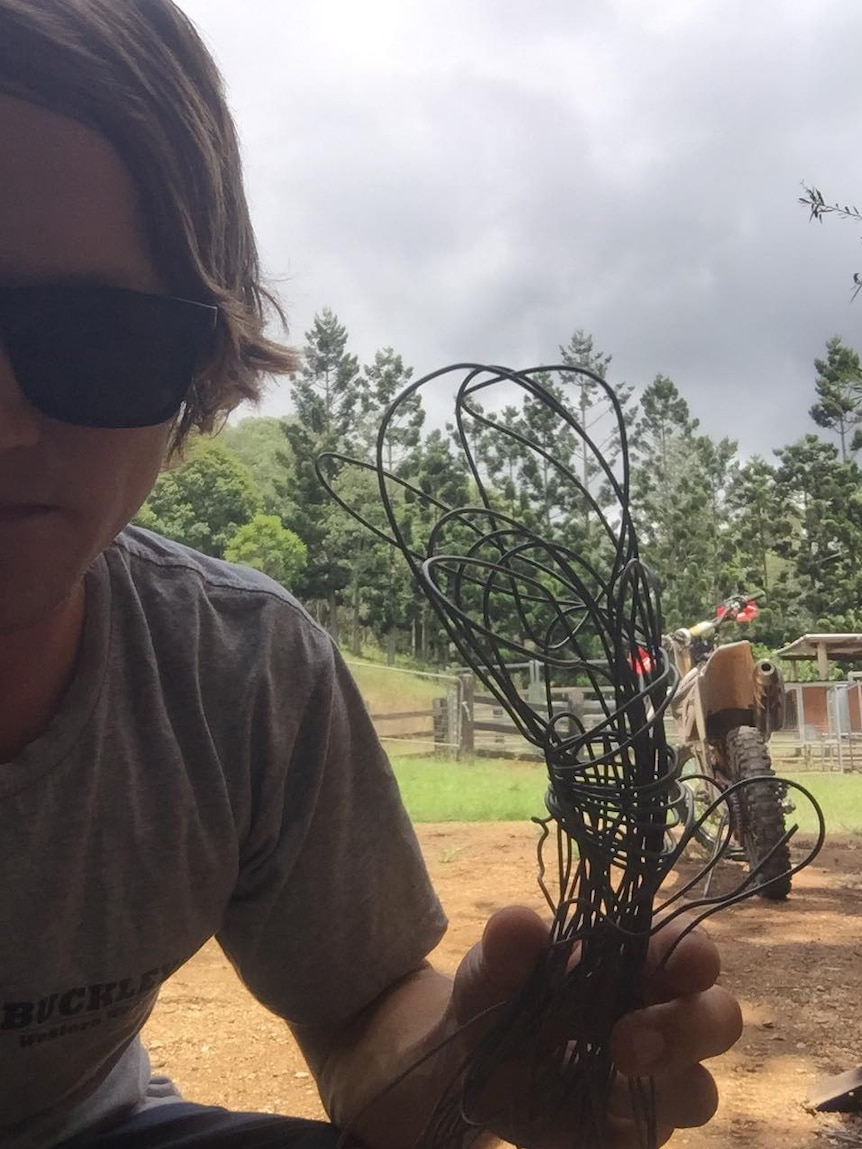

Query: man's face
<box><xmin>0</xmin><ymin>95</ymin><xmax>174</xmax><ymax>634</ymax></box>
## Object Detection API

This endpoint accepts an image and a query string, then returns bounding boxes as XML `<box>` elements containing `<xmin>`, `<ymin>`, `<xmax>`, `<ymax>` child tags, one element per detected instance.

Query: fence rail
<box><xmin>354</xmin><ymin>659</ymin><xmax>862</xmax><ymax>770</ymax></box>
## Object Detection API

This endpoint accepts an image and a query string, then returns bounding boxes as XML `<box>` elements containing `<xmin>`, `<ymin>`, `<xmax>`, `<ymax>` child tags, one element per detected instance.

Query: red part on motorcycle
<box><xmin>628</xmin><ymin>647</ymin><xmax>654</xmax><ymax>675</ymax></box>
<box><xmin>716</xmin><ymin>599</ymin><xmax>759</xmax><ymax>624</ymax></box>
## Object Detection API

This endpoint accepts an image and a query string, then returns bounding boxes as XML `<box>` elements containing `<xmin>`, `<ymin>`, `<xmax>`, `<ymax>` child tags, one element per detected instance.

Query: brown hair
<box><xmin>0</xmin><ymin>0</ymin><xmax>297</xmax><ymax>441</ymax></box>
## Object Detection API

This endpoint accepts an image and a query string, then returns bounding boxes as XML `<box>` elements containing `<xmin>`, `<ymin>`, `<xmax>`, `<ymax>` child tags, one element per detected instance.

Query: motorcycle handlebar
<box><xmin>668</xmin><ymin>592</ymin><xmax>763</xmax><ymax>646</ymax></box>
<box><xmin>668</xmin><ymin>620</ymin><xmax>714</xmax><ymax>647</ymax></box>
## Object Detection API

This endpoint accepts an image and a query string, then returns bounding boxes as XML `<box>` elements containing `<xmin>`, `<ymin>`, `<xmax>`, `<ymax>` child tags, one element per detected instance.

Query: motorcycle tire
<box><xmin>725</xmin><ymin>725</ymin><xmax>792</xmax><ymax>900</ymax></box>
<box><xmin>663</xmin><ymin>777</ymin><xmax>696</xmax><ymax>858</ymax></box>
<box><xmin>675</xmin><ymin>748</ymin><xmax>728</xmax><ymax>855</ymax></box>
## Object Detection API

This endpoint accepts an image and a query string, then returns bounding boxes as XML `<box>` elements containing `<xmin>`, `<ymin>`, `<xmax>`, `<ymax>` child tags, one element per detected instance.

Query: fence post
<box><xmin>432</xmin><ymin>696</ymin><xmax>447</xmax><ymax>757</ymax></box>
<box><xmin>446</xmin><ymin>685</ymin><xmax>459</xmax><ymax>756</ymax></box>
<box><xmin>459</xmin><ymin>673</ymin><xmax>474</xmax><ymax>758</ymax></box>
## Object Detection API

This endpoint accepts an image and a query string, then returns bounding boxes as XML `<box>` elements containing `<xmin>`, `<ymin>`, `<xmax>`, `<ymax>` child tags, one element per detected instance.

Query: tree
<box><xmin>326</xmin><ymin>424</ymin><xmax>473</xmax><ymax>664</ymax></box>
<box><xmin>412</xmin><ymin>428</ymin><xmax>472</xmax><ymax>514</ymax></box>
<box><xmin>810</xmin><ymin>336</ymin><xmax>862</xmax><ymax>461</ymax></box>
<box><xmin>772</xmin><ymin>435</ymin><xmax>862</xmax><ymax>631</ymax></box>
<box><xmin>325</xmin><ymin>347</ymin><xmax>425</xmax><ymax>658</ymax></box>
<box><xmin>136</xmin><ymin>439</ymin><xmax>261</xmax><ymax>558</ymax></box>
<box><xmin>726</xmin><ymin>456</ymin><xmax>780</xmax><ymax>593</ymax></box>
<box><xmin>509</xmin><ymin>371</ymin><xmax>583</xmax><ymax>538</ymax></box>
<box><xmin>634</xmin><ymin>374</ymin><xmax>698</xmax><ymax>459</ymax></box>
<box><xmin>630</xmin><ymin>376</ymin><xmax>738</xmax><ymax>624</ymax></box>
<box><xmin>220</xmin><ymin>416</ymin><xmax>294</xmax><ymax>513</ymax></box>
<box><xmin>693</xmin><ymin>433</ymin><xmax>739</xmax><ymax>605</ymax></box>
<box><xmin>279</xmin><ymin>309</ymin><xmax>360</xmax><ymax>637</ymax></box>
<box><xmin>558</xmin><ymin>330</ymin><xmax>637</xmax><ymax>517</ymax></box>
<box><xmin>405</xmin><ymin>429</ymin><xmax>472</xmax><ymax>663</ymax></box>
<box><xmin>327</xmin><ymin>464</ymin><xmax>416</xmax><ymax>662</ymax></box>
<box><xmin>800</xmin><ymin>184</ymin><xmax>862</xmax><ymax>298</ymax></box>
<box><xmin>357</xmin><ymin>347</ymin><xmax>423</xmax><ymax>468</ymax></box>
<box><xmin>723</xmin><ymin>456</ymin><xmax>790</xmax><ymax>645</ymax></box>
<box><xmin>224</xmin><ymin>514</ymin><xmax>308</xmax><ymax>589</ymax></box>
<box><xmin>291</xmin><ymin>308</ymin><xmax>360</xmax><ymax>447</ymax></box>
<box><xmin>477</xmin><ymin>404</ymin><xmax>528</xmax><ymax>519</ymax></box>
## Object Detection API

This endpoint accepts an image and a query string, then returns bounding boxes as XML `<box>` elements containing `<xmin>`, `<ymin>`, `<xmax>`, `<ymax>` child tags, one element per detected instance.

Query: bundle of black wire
<box><xmin>318</xmin><ymin>363</ymin><xmax>821</xmax><ymax>1149</ymax></box>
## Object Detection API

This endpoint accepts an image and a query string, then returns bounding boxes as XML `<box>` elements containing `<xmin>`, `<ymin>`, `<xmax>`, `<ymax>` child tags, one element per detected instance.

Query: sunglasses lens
<box><xmin>0</xmin><ymin>285</ymin><xmax>217</xmax><ymax>428</ymax></box>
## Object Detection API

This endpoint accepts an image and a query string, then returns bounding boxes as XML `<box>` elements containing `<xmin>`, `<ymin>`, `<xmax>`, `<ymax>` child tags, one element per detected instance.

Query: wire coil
<box><xmin>319</xmin><ymin>362</ymin><xmax>824</xmax><ymax>1148</ymax></box>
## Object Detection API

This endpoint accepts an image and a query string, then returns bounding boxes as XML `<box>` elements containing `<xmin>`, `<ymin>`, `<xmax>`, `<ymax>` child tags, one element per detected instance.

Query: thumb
<box><xmin>451</xmin><ymin>906</ymin><xmax>549</xmax><ymax>1027</ymax></box>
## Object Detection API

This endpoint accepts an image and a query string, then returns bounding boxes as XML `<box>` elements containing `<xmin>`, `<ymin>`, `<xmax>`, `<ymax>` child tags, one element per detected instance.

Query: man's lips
<box><xmin>0</xmin><ymin>503</ymin><xmax>55</xmax><ymax>522</ymax></box>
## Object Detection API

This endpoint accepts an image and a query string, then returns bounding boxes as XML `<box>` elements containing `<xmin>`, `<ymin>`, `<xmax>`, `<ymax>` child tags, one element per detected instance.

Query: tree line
<box><xmin>136</xmin><ymin>309</ymin><xmax>862</xmax><ymax>664</ymax></box>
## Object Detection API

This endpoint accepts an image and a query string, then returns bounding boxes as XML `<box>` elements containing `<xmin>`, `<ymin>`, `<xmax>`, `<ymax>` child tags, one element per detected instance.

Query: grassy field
<box><xmin>390</xmin><ymin>755</ymin><xmax>862</xmax><ymax>835</ymax></box>
<box><xmin>346</xmin><ymin>660</ymin><xmax>454</xmax><ymax>750</ymax></box>
<box><xmin>347</xmin><ymin>660</ymin><xmax>451</xmax><ymax>708</ymax></box>
<box><xmin>391</xmin><ymin>757</ymin><xmax>547</xmax><ymax>823</ymax></box>
<box><xmin>784</xmin><ymin>771</ymin><xmax>862</xmax><ymax>835</ymax></box>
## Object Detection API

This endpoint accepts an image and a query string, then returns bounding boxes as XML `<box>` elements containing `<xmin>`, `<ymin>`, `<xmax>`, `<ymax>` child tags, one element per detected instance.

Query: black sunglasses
<box><xmin>0</xmin><ymin>283</ymin><xmax>218</xmax><ymax>428</ymax></box>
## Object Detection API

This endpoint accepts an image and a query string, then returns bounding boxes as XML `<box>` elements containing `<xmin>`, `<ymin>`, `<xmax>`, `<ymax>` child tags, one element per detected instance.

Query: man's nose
<box><xmin>0</xmin><ymin>343</ymin><xmax>42</xmax><ymax>450</ymax></box>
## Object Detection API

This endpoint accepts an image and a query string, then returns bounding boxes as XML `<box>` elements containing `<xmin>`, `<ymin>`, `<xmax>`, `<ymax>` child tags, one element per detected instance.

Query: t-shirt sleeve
<box><xmin>216</xmin><ymin>611</ymin><xmax>447</xmax><ymax>1028</ymax></box>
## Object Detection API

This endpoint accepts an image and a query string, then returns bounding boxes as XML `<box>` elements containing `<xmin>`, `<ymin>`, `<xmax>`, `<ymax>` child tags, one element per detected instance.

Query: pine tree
<box><xmin>810</xmin><ymin>336</ymin><xmax>862</xmax><ymax>461</ymax></box>
<box><xmin>340</xmin><ymin>347</ymin><xmax>424</xmax><ymax>657</ymax></box>
<box><xmin>773</xmin><ymin>435</ymin><xmax>862</xmax><ymax>630</ymax></box>
<box><xmin>479</xmin><ymin>404</ymin><xmax>528</xmax><ymax>519</ymax></box>
<box><xmin>279</xmin><ymin>309</ymin><xmax>360</xmax><ymax>637</ymax></box>
<box><xmin>693</xmin><ymin>434</ymin><xmax>739</xmax><ymax>606</ymax></box>
<box><xmin>358</xmin><ymin>347</ymin><xmax>423</xmax><ymax>470</ymax></box>
<box><xmin>406</xmin><ymin>430</ymin><xmax>472</xmax><ymax>662</ymax></box>
<box><xmin>726</xmin><ymin>456</ymin><xmax>780</xmax><ymax>593</ymax></box>
<box><xmin>558</xmin><ymin>330</ymin><xmax>637</xmax><ymax>516</ymax></box>
<box><xmin>515</xmin><ymin>371</ymin><xmax>583</xmax><ymax>538</ymax></box>
<box><xmin>630</xmin><ymin>375</ymin><xmax>737</xmax><ymax>624</ymax></box>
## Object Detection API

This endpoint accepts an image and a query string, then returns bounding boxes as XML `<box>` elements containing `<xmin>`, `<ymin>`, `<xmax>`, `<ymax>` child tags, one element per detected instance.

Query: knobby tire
<box><xmin>726</xmin><ymin>725</ymin><xmax>791</xmax><ymax>900</ymax></box>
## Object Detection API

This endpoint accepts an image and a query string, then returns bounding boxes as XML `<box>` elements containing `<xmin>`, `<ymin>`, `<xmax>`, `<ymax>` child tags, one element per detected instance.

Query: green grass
<box><xmin>346</xmin><ymin>659</ymin><xmax>450</xmax><ymax>716</ymax></box>
<box><xmin>783</xmin><ymin>772</ymin><xmax>862</xmax><ymax>835</ymax></box>
<box><xmin>390</xmin><ymin>756</ymin><xmax>547</xmax><ymax>822</ymax></box>
<box><xmin>390</xmin><ymin>756</ymin><xmax>862</xmax><ymax>835</ymax></box>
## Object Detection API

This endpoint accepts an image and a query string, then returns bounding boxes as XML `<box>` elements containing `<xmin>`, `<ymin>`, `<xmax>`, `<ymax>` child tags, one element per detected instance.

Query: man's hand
<box><xmin>449</xmin><ymin>905</ymin><xmax>743</xmax><ymax>1147</ymax></box>
<box><xmin>295</xmin><ymin>905</ymin><xmax>741</xmax><ymax>1149</ymax></box>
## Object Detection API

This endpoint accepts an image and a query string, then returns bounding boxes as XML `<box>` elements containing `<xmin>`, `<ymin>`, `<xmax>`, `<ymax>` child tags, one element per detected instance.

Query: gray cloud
<box><xmin>179</xmin><ymin>0</ymin><xmax>862</xmax><ymax>458</ymax></box>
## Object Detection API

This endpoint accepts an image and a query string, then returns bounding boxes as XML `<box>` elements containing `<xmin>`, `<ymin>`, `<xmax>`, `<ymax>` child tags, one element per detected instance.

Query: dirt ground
<box><xmin>144</xmin><ymin>823</ymin><xmax>862</xmax><ymax>1148</ymax></box>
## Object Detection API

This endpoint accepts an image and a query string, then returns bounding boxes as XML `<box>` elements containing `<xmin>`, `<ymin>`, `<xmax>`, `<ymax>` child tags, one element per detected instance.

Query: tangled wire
<box><xmin>318</xmin><ymin>363</ymin><xmax>824</xmax><ymax>1149</ymax></box>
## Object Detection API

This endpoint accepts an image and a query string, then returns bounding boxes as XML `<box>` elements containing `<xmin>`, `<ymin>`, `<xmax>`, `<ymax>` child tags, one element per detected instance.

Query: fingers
<box><xmin>607</xmin><ymin>1061</ymin><xmax>719</xmax><ymax>1135</ymax></box>
<box><xmin>613</xmin><ymin>914</ymin><xmax>741</xmax><ymax>1083</ymax></box>
<box><xmin>603</xmin><ymin>1110</ymin><xmax>677</xmax><ymax>1149</ymax></box>
<box><xmin>642</xmin><ymin>916</ymin><xmax>721</xmax><ymax>1002</ymax></box>
<box><xmin>448</xmin><ymin>906</ymin><xmax>741</xmax><ymax>1149</ymax></box>
<box><xmin>500</xmin><ymin>1062</ymin><xmax>719</xmax><ymax>1149</ymax></box>
<box><xmin>654</xmin><ymin>1062</ymin><xmax>719</xmax><ymax>1130</ymax></box>
<box><xmin>611</xmin><ymin>983</ymin><xmax>742</xmax><ymax>1078</ymax></box>
<box><xmin>453</xmin><ymin>908</ymin><xmax>724</xmax><ymax>1028</ymax></box>
<box><xmin>451</xmin><ymin>905</ymin><xmax>548</xmax><ymax>1026</ymax></box>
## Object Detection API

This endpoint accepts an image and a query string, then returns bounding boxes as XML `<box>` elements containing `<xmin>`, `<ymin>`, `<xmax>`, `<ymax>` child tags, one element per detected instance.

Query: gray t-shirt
<box><xmin>0</xmin><ymin>527</ymin><xmax>447</xmax><ymax>1149</ymax></box>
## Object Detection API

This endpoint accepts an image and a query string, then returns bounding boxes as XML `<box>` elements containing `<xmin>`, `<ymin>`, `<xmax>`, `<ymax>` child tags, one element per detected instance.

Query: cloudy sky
<box><xmin>178</xmin><ymin>0</ymin><xmax>862</xmax><ymax>457</ymax></box>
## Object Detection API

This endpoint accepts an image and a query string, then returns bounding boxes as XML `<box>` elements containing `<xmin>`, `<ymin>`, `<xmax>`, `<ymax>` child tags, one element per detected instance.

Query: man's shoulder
<box><xmin>105</xmin><ymin>526</ymin><xmax>331</xmax><ymax>662</ymax></box>
<box><xmin>111</xmin><ymin>525</ymin><xmax>305</xmax><ymax>607</ymax></box>
<box><xmin>113</xmin><ymin>525</ymin><xmax>293</xmax><ymax>594</ymax></box>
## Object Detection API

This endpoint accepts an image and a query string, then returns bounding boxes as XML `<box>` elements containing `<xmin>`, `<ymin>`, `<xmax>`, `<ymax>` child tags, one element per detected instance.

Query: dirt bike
<box><xmin>667</xmin><ymin>594</ymin><xmax>793</xmax><ymax>899</ymax></box>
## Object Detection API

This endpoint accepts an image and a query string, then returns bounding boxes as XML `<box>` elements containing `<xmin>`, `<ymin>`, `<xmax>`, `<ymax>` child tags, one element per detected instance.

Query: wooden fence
<box><xmin>346</xmin><ymin>661</ymin><xmax>461</xmax><ymax>756</ymax></box>
<box><xmin>354</xmin><ymin>660</ymin><xmax>862</xmax><ymax>770</ymax></box>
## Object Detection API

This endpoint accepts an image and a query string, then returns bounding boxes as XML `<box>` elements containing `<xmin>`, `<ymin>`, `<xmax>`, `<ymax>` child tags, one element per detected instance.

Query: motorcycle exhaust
<box><xmin>753</xmin><ymin>659</ymin><xmax>786</xmax><ymax>735</ymax></box>
<box><xmin>754</xmin><ymin>660</ymin><xmax>783</xmax><ymax>694</ymax></box>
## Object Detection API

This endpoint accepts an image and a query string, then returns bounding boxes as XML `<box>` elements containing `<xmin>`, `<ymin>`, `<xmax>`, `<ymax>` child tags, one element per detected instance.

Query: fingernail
<box><xmin>629</xmin><ymin>1027</ymin><xmax>665</xmax><ymax>1073</ymax></box>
